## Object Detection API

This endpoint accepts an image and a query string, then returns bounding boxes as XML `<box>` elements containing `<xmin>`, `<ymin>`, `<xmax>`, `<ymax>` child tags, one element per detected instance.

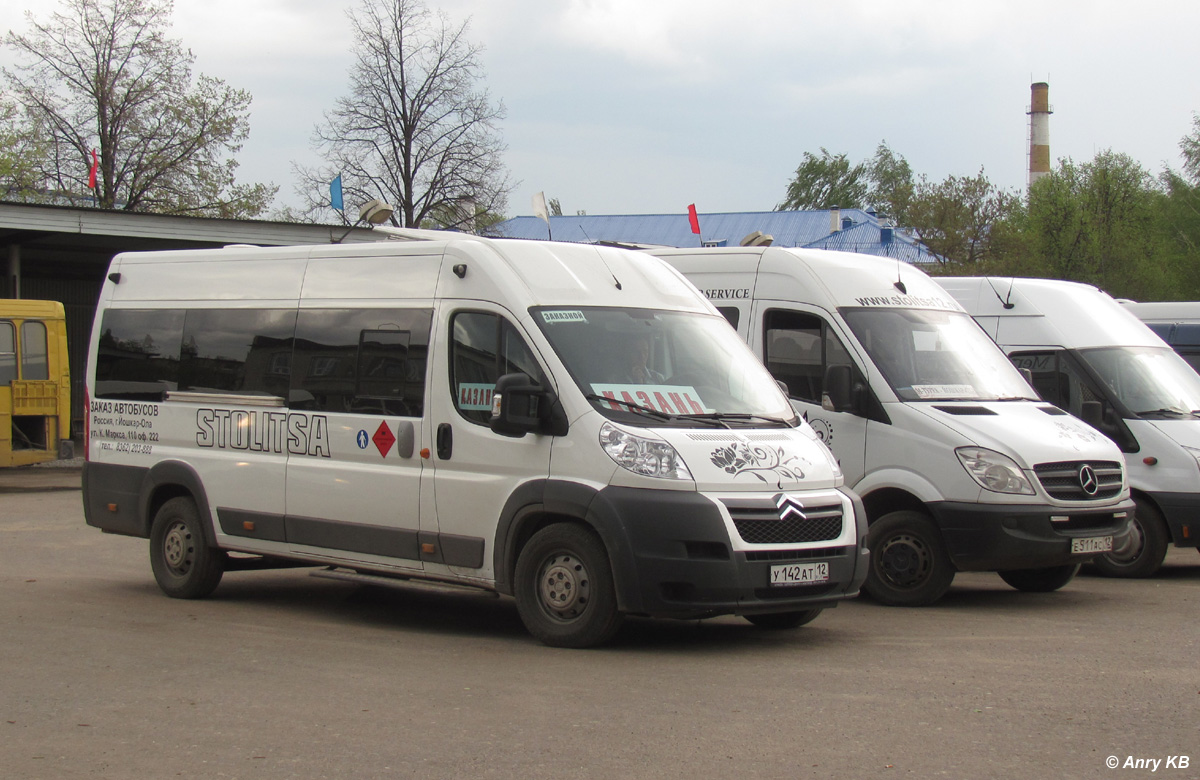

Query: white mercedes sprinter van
<box><xmin>942</xmin><ymin>277</ymin><xmax>1200</xmax><ymax>577</ymax></box>
<box><xmin>649</xmin><ymin>247</ymin><xmax>1133</xmax><ymax>606</ymax></box>
<box><xmin>83</xmin><ymin>234</ymin><xmax>868</xmax><ymax>647</ymax></box>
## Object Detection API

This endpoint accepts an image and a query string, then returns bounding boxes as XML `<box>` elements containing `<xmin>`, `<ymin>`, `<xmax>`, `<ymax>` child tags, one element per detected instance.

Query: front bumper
<box><xmin>928</xmin><ymin>499</ymin><xmax>1135</xmax><ymax>572</ymax></box>
<box><xmin>590</xmin><ymin>486</ymin><xmax>869</xmax><ymax>619</ymax></box>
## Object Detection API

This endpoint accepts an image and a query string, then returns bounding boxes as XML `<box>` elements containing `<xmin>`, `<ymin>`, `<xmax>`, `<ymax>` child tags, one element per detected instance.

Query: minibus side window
<box><xmin>179</xmin><ymin>309</ymin><xmax>297</xmax><ymax>399</ymax></box>
<box><xmin>763</xmin><ymin>310</ymin><xmax>855</xmax><ymax>404</ymax></box>
<box><xmin>95</xmin><ymin>309</ymin><xmax>185</xmax><ymax>399</ymax></box>
<box><xmin>292</xmin><ymin>308</ymin><xmax>431</xmax><ymax>416</ymax></box>
<box><xmin>20</xmin><ymin>321</ymin><xmax>49</xmax><ymax>380</ymax></box>
<box><xmin>450</xmin><ymin>312</ymin><xmax>546</xmax><ymax>425</ymax></box>
<box><xmin>716</xmin><ymin>307</ymin><xmax>740</xmax><ymax>329</ymax></box>
<box><xmin>0</xmin><ymin>322</ymin><xmax>14</xmax><ymax>385</ymax></box>
<box><xmin>1010</xmin><ymin>351</ymin><xmax>1104</xmax><ymax>414</ymax></box>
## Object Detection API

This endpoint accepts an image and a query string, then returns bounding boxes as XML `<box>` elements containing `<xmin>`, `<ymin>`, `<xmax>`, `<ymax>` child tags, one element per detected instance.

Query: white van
<box><xmin>649</xmin><ymin>247</ymin><xmax>1133</xmax><ymax>605</ymax></box>
<box><xmin>1120</xmin><ymin>301</ymin><xmax>1200</xmax><ymax>373</ymax></box>
<box><xmin>82</xmin><ymin>234</ymin><xmax>868</xmax><ymax>647</ymax></box>
<box><xmin>941</xmin><ymin>277</ymin><xmax>1200</xmax><ymax>577</ymax></box>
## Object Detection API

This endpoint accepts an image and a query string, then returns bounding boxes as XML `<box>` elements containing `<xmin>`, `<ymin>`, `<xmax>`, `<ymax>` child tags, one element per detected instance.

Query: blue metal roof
<box><xmin>489</xmin><ymin>209</ymin><xmax>934</xmax><ymax>263</ymax></box>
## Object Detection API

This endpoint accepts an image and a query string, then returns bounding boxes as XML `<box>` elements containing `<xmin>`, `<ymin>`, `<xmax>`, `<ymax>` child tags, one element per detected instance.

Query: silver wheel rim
<box><xmin>163</xmin><ymin>520</ymin><xmax>193</xmax><ymax>575</ymax></box>
<box><xmin>536</xmin><ymin>551</ymin><xmax>591</xmax><ymax>622</ymax></box>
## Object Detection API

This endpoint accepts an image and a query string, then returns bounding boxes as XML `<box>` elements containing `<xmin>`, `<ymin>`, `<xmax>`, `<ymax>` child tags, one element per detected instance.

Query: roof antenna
<box><xmin>893</xmin><ymin>250</ymin><xmax>906</xmax><ymax>295</ymax></box>
<box><xmin>985</xmin><ymin>277</ymin><xmax>1017</xmax><ymax>309</ymax></box>
<box><xmin>579</xmin><ymin>224</ymin><xmax>623</xmax><ymax>290</ymax></box>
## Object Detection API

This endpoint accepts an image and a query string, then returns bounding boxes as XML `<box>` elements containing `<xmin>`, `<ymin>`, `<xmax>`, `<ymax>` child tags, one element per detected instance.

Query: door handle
<box><xmin>436</xmin><ymin>423</ymin><xmax>453</xmax><ymax>460</ymax></box>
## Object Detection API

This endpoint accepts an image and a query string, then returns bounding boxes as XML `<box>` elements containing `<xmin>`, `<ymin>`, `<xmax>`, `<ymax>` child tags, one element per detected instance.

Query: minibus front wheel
<box><xmin>863</xmin><ymin>511</ymin><xmax>955</xmax><ymax>607</ymax></box>
<box><xmin>149</xmin><ymin>497</ymin><xmax>225</xmax><ymax>599</ymax></box>
<box><xmin>1090</xmin><ymin>497</ymin><xmax>1168</xmax><ymax>578</ymax></box>
<box><xmin>514</xmin><ymin>523</ymin><xmax>623</xmax><ymax>648</ymax></box>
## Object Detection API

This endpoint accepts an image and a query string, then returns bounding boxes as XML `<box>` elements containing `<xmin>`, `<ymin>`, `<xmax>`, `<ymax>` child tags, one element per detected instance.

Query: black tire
<box><xmin>149</xmin><ymin>497</ymin><xmax>224</xmax><ymax>599</ymax></box>
<box><xmin>514</xmin><ymin>524</ymin><xmax>623</xmax><ymax>648</ymax></box>
<box><xmin>1090</xmin><ymin>497</ymin><xmax>1169</xmax><ymax>578</ymax></box>
<box><xmin>744</xmin><ymin>609</ymin><xmax>823</xmax><ymax>630</ymax></box>
<box><xmin>863</xmin><ymin>510</ymin><xmax>955</xmax><ymax>606</ymax></box>
<box><xmin>998</xmin><ymin>563</ymin><xmax>1080</xmax><ymax>592</ymax></box>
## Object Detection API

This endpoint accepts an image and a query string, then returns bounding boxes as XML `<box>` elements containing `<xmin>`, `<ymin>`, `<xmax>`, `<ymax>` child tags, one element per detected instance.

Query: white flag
<box><xmin>532</xmin><ymin>191</ymin><xmax>550</xmax><ymax>224</ymax></box>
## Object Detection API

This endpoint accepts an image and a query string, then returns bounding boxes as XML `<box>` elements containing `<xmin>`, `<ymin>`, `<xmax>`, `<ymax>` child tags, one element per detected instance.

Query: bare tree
<box><xmin>2</xmin><ymin>0</ymin><xmax>274</xmax><ymax>216</ymax></box>
<box><xmin>298</xmin><ymin>0</ymin><xmax>511</xmax><ymax>229</ymax></box>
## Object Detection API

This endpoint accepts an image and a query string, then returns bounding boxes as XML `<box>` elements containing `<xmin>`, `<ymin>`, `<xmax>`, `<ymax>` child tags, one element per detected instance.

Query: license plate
<box><xmin>769</xmin><ymin>561</ymin><xmax>829</xmax><ymax>587</ymax></box>
<box><xmin>1072</xmin><ymin>536</ymin><xmax>1113</xmax><ymax>554</ymax></box>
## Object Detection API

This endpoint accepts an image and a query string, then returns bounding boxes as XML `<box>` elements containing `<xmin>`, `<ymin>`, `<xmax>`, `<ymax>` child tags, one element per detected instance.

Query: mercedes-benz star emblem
<box><xmin>1078</xmin><ymin>464</ymin><xmax>1099</xmax><ymax>496</ymax></box>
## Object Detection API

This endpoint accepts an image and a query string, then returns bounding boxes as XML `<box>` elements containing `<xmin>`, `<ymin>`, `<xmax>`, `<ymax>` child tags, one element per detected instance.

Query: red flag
<box><xmin>87</xmin><ymin>149</ymin><xmax>98</xmax><ymax>189</ymax></box>
<box><xmin>687</xmin><ymin>203</ymin><xmax>700</xmax><ymax>235</ymax></box>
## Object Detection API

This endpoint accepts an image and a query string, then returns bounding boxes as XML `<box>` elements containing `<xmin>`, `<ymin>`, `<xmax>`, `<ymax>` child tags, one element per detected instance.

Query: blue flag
<box><xmin>330</xmin><ymin>175</ymin><xmax>344</xmax><ymax>211</ymax></box>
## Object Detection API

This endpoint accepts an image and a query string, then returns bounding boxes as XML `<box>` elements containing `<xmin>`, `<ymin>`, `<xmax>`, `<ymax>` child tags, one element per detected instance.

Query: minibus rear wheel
<box><xmin>997</xmin><ymin>563</ymin><xmax>1080</xmax><ymax>592</ymax></box>
<box><xmin>863</xmin><ymin>511</ymin><xmax>955</xmax><ymax>606</ymax></box>
<box><xmin>1089</xmin><ymin>497</ymin><xmax>1168</xmax><ymax>578</ymax></box>
<box><xmin>149</xmin><ymin>497</ymin><xmax>225</xmax><ymax>599</ymax></box>
<box><xmin>744</xmin><ymin>609</ymin><xmax>823</xmax><ymax>629</ymax></box>
<box><xmin>514</xmin><ymin>523</ymin><xmax>623</xmax><ymax>648</ymax></box>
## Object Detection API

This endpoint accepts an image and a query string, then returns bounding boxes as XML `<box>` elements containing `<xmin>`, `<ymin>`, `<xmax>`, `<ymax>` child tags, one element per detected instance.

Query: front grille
<box><xmin>725</xmin><ymin>500</ymin><xmax>843</xmax><ymax>544</ymax></box>
<box><xmin>1034</xmin><ymin>460</ymin><xmax>1123</xmax><ymax>501</ymax></box>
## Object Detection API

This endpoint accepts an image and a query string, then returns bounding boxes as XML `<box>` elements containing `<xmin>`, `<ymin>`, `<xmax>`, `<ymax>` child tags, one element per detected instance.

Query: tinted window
<box><xmin>1010</xmin><ymin>351</ymin><xmax>1105</xmax><ymax>415</ymax></box>
<box><xmin>95</xmin><ymin>309</ymin><xmax>184</xmax><ymax>399</ymax></box>
<box><xmin>1172</xmin><ymin>324</ymin><xmax>1200</xmax><ymax>347</ymax></box>
<box><xmin>764</xmin><ymin>310</ymin><xmax>856</xmax><ymax>404</ymax></box>
<box><xmin>20</xmin><ymin>321</ymin><xmax>49</xmax><ymax>380</ymax></box>
<box><xmin>450</xmin><ymin>312</ymin><xmax>546</xmax><ymax>425</ymax></box>
<box><xmin>0</xmin><ymin>322</ymin><xmax>14</xmax><ymax>385</ymax></box>
<box><xmin>179</xmin><ymin>309</ymin><xmax>297</xmax><ymax>398</ymax></box>
<box><xmin>292</xmin><ymin>308</ymin><xmax>431</xmax><ymax>416</ymax></box>
<box><xmin>716</xmin><ymin>307</ymin><xmax>741</xmax><ymax>329</ymax></box>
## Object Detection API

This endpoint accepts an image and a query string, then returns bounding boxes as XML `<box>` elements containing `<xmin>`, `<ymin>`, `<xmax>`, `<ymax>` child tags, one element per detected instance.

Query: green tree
<box><xmin>906</xmin><ymin>169</ymin><xmax>1021</xmax><ymax>267</ymax></box>
<box><xmin>866</xmin><ymin>141</ymin><xmax>915</xmax><ymax>224</ymax></box>
<box><xmin>297</xmin><ymin>0</ymin><xmax>511</xmax><ymax>230</ymax></box>
<box><xmin>0</xmin><ymin>93</ymin><xmax>42</xmax><ymax>197</ymax></box>
<box><xmin>2</xmin><ymin>0</ymin><xmax>274</xmax><ymax>216</ymax></box>
<box><xmin>1008</xmin><ymin>151</ymin><xmax>1171</xmax><ymax>299</ymax></box>
<box><xmin>1159</xmin><ymin>114</ymin><xmax>1200</xmax><ymax>297</ymax></box>
<box><xmin>778</xmin><ymin>148</ymin><xmax>868</xmax><ymax>211</ymax></box>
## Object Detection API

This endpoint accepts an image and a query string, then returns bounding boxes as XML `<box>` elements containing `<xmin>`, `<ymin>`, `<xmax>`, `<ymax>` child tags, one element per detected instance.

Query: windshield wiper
<box><xmin>1134</xmin><ymin>407</ymin><xmax>1199</xmax><ymax>419</ymax></box>
<box><xmin>585</xmin><ymin>394</ymin><xmax>735</xmax><ymax>427</ymax></box>
<box><xmin>585</xmin><ymin>393</ymin><xmax>673</xmax><ymax>420</ymax></box>
<box><xmin>675</xmin><ymin>412</ymin><xmax>794</xmax><ymax>427</ymax></box>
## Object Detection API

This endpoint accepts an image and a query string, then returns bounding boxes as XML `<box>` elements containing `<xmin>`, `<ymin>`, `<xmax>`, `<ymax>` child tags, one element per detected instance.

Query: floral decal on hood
<box><xmin>709</xmin><ymin>442</ymin><xmax>805</xmax><ymax>486</ymax></box>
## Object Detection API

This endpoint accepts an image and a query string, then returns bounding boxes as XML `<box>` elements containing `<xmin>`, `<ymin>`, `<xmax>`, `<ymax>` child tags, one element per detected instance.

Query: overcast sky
<box><xmin>2</xmin><ymin>0</ymin><xmax>1198</xmax><ymax>221</ymax></box>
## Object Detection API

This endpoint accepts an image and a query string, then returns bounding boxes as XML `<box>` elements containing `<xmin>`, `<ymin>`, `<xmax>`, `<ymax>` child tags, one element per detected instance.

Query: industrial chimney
<box><xmin>1028</xmin><ymin>82</ymin><xmax>1052</xmax><ymax>187</ymax></box>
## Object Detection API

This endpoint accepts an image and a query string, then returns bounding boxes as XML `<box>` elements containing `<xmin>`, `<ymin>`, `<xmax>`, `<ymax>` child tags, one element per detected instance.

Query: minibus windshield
<box><xmin>532</xmin><ymin>307</ymin><xmax>796</xmax><ymax>426</ymax></box>
<box><xmin>842</xmin><ymin>308</ymin><xmax>1036</xmax><ymax>402</ymax></box>
<box><xmin>1077</xmin><ymin>346</ymin><xmax>1200</xmax><ymax>419</ymax></box>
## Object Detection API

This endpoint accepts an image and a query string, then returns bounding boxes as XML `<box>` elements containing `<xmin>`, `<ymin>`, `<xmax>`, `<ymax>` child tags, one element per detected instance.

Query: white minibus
<box><xmin>83</xmin><ymin>233</ymin><xmax>868</xmax><ymax>647</ymax></box>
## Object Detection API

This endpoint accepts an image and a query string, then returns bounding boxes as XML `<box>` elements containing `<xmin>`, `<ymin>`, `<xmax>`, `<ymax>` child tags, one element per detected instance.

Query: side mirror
<box><xmin>822</xmin><ymin>364</ymin><xmax>853</xmax><ymax>412</ymax></box>
<box><xmin>1080</xmin><ymin>400</ymin><xmax>1103</xmax><ymax>428</ymax></box>
<box><xmin>490</xmin><ymin>373</ymin><xmax>567</xmax><ymax>437</ymax></box>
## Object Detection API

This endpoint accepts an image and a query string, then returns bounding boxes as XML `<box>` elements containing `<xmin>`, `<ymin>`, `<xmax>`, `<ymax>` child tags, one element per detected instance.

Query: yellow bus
<box><xmin>1</xmin><ymin>299</ymin><xmax>73</xmax><ymax>467</ymax></box>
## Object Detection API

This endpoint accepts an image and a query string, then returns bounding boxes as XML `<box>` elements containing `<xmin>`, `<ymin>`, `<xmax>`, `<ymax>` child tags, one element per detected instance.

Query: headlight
<box><xmin>599</xmin><ymin>422</ymin><xmax>692</xmax><ymax>480</ymax></box>
<box><xmin>955</xmin><ymin>447</ymin><xmax>1035</xmax><ymax>495</ymax></box>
